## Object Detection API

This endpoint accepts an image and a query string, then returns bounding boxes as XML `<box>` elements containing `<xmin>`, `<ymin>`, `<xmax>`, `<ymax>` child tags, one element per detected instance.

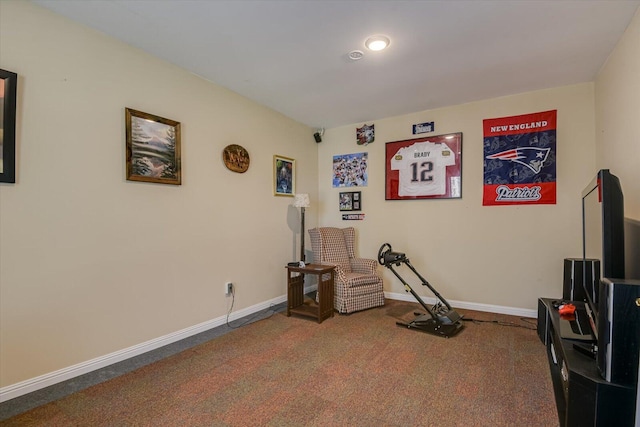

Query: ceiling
<box><xmin>33</xmin><ymin>0</ymin><xmax>640</xmax><ymax>130</ymax></box>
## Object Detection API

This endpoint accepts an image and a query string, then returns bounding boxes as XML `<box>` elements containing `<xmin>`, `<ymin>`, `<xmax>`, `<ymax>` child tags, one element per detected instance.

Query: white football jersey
<box><xmin>391</xmin><ymin>142</ymin><xmax>456</xmax><ymax>196</ymax></box>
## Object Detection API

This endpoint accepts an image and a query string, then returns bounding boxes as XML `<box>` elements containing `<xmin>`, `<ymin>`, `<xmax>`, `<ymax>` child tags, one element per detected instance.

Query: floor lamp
<box><xmin>293</xmin><ymin>193</ymin><xmax>310</xmax><ymax>263</ymax></box>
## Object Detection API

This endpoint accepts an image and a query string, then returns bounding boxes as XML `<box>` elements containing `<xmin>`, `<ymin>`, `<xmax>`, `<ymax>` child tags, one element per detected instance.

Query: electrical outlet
<box><xmin>225</xmin><ymin>282</ymin><xmax>233</xmax><ymax>296</ymax></box>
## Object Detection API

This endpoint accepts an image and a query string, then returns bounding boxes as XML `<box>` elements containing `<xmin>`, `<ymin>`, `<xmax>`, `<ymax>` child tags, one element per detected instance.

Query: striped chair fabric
<box><xmin>308</xmin><ymin>227</ymin><xmax>384</xmax><ymax>314</ymax></box>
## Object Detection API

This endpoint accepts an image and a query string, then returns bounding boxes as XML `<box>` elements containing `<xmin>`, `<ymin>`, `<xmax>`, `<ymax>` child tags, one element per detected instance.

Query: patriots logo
<box><xmin>486</xmin><ymin>147</ymin><xmax>550</xmax><ymax>174</ymax></box>
<box><xmin>356</xmin><ymin>124</ymin><xmax>375</xmax><ymax>145</ymax></box>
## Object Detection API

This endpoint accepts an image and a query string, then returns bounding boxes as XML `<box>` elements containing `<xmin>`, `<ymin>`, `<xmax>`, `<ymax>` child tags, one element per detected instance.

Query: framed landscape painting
<box><xmin>125</xmin><ymin>108</ymin><xmax>181</xmax><ymax>185</ymax></box>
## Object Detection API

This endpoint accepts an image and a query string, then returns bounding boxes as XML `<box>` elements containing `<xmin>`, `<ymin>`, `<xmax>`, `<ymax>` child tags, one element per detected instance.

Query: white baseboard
<box><xmin>384</xmin><ymin>291</ymin><xmax>537</xmax><ymax>318</ymax></box>
<box><xmin>0</xmin><ymin>294</ymin><xmax>289</xmax><ymax>403</ymax></box>
<box><xmin>1</xmin><ymin>286</ymin><xmax>533</xmax><ymax>403</ymax></box>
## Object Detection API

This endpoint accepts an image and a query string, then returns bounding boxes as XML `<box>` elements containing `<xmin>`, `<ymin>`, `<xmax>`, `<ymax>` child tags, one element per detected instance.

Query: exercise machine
<box><xmin>378</xmin><ymin>243</ymin><xmax>464</xmax><ymax>338</ymax></box>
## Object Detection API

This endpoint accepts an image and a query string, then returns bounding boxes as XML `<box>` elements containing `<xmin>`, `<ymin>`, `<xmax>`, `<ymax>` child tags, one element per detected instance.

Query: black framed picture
<box><xmin>0</xmin><ymin>69</ymin><xmax>18</xmax><ymax>183</ymax></box>
<box><xmin>339</xmin><ymin>191</ymin><xmax>361</xmax><ymax>211</ymax></box>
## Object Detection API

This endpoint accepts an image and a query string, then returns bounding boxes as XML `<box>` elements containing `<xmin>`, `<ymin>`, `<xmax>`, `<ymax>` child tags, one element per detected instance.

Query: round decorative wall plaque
<box><xmin>222</xmin><ymin>144</ymin><xmax>250</xmax><ymax>173</ymax></box>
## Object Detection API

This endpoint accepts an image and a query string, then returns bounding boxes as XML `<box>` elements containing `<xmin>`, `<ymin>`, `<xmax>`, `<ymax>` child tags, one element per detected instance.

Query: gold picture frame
<box><xmin>273</xmin><ymin>155</ymin><xmax>295</xmax><ymax>196</ymax></box>
<box><xmin>125</xmin><ymin>108</ymin><xmax>181</xmax><ymax>185</ymax></box>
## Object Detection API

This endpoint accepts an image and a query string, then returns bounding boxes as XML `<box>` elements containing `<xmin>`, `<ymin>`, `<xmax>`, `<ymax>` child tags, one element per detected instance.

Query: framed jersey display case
<box><xmin>385</xmin><ymin>132</ymin><xmax>462</xmax><ymax>200</ymax></box>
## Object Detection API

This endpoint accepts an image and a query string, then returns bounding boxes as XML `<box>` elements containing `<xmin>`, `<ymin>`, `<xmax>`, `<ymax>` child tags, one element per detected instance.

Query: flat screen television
<box><xmin>625</xmin><ymin>217</ymin><xmax>640</xmax><ymax>280</ymax></box>
<box><xmin>581</xmin><ymin>169</ymin><xmax>625</xmax><ymax>338</ymax></box>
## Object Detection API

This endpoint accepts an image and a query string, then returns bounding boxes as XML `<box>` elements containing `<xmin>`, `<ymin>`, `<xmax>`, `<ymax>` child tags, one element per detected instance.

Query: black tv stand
<box><xmin>537</xmin><ymin>298</ymin><xmax>637</xmax><ymax>426</ymax></box>
<box><xmin>572</xmin><ymin>342</ymin><xmax>596</xmax><ymax>360</ymax></box>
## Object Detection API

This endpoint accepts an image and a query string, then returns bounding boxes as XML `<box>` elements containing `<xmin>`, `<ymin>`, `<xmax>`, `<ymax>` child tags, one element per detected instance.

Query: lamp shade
<box><xmin>293</xmin><ymin>193</ymin><xmax>310</xmax><ymax>208</ymax></box>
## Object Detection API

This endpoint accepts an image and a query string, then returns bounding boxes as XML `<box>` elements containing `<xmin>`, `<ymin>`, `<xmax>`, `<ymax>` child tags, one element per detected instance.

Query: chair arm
<box><xmin>316</xmin><ymin>262</ymin><xmax>348</xmax><ymax>284</ymax></box>
<box><xmin>350</xmin><ymin>258</ymin><xmax>379</xmax><ymax>275</ymax></box>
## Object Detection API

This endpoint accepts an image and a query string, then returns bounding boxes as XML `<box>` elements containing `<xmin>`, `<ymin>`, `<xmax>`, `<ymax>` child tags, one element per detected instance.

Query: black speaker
<box><xmin>537</xmin><ymin>298</ymin><xmax>549</xmax><ymax>345</ymax></box>
<box><xmin>313</xmin><ymin>132</ymin><xmax>322</xmax><ymax>143</ymax></box>
<box><xmin>597</xmin><ymin>278</ymin><xmax>640</xmax><ymax>385</ymax></box>
<box><xmin>563</xmin><ymin>258</ymin><xmax>599</xmax><ymax>302</ymax></box>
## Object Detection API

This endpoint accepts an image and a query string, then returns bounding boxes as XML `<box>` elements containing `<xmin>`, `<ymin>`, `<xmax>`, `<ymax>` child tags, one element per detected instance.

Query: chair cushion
<box><xmin>343</xmin><ymin>272</ymin><xmax>382</xmax><ymax>289</ymax></box>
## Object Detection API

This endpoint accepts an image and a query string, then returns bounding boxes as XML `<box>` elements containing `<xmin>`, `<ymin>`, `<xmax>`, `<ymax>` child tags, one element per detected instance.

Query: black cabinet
<box><xmin>537</xmin><ymin>298</ymin><xmax>637</xmax><ymax>426</ymax></box>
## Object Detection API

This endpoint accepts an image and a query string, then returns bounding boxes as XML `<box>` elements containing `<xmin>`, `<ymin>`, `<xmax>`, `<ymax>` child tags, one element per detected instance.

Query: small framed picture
<box><xmin>0</xmin><ymin>69</ymin><xmax>18</xmax><ymax>183</ymax></box>
<box><xmin>126</xmin><ymin>108</ymin><xmax>181</xmax><ymax>185</ymax></box>
<box><xmin>274</xmin><ymin>155</ymin><xmax>295</xmax><ymax>196</ymax></box>
<box><xmin>339</xmin><ymin>191</ymin><xmax>362</xmax><ymax>211</ymax></box>
<box><xmin>332</xmin><ymin>152</ymin><xmax>368</xmax><ymax>187</ymax></box>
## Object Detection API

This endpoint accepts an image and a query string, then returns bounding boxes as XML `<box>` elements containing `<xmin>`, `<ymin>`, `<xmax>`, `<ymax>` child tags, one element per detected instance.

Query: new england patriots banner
<box><xmin>483</xmin><ymin>110</ymin><xmax>557</xmax><ymax>206</ymax></box>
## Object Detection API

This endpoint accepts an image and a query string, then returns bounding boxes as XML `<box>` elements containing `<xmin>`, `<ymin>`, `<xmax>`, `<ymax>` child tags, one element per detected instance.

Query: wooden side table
<box><xmin>286</xmin><ymin>263</ymin><xmax>335</xmax><ymax>323</ymax></box>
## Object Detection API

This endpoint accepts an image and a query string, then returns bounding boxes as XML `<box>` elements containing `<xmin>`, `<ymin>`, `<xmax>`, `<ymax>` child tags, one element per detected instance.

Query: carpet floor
<box><xmin>0</xmin><ymin>300</ymin><xmax>558</xmax><ymax>426</ymax></box>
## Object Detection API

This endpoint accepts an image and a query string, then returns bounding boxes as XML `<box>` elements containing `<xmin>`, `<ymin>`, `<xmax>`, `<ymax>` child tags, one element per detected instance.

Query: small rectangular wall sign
<box><xmin>342</xmin><ymin>213</ymin><xmax>365</xmax><ymax>220</ymax></box>
<box><xmin>412</xmin><ymin>121</ymin><xmax>434</xmax><ymax>135</ymax></box>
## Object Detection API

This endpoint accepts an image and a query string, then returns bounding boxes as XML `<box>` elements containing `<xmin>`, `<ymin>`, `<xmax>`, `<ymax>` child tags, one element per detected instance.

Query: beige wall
<box><xmin>0</xmin><ymin>1</ymin><xmax>317</xmax><ymax>387</ymax></box>
<box><xmin>2</xmin><ymin>0</ymin><xmax>638</xmax><ymax>397</ymax></box>
<box><xmin>318</xmin><ymin>84</ymin><xmax>597</xmax><ymax>311</ymax></box>
<box><xmin>595</xmin><ymin>9</ymin><xmax>640</xmax><ymax>220</ymax></box>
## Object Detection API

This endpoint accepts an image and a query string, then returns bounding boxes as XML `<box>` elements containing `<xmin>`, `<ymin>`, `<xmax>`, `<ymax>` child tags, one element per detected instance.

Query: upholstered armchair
<box><xmin>308</xmin><ymin>227</ymin><xmax>384</xmax><ymax>314</ymax></box>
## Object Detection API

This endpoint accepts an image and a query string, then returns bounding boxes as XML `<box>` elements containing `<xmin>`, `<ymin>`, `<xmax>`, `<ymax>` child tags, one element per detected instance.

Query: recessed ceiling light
<box><xmin>365</xmin><ymin>35</ymin><xmax>390</xmax><ymax>51</ymax></box>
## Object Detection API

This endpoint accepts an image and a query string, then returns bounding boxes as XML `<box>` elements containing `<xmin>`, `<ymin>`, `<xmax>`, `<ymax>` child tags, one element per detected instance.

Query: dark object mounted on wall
<box><xmin>0</xmin><ymin>68</ymin><xmax>18</xmax><ymax>183</ymax></box>
<box><xmin>313</xmin><ymin>128</ymin><xmax>324</xmax><ymax>143</ymax></box>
